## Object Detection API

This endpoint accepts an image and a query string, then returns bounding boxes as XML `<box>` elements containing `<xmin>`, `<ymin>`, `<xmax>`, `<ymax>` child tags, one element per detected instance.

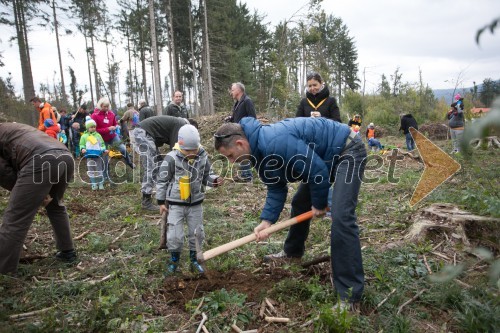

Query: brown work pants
<box><xmin>0</xmin><ymin>150</ymin><xmax>75</xmax><ymax>274</ymax></box>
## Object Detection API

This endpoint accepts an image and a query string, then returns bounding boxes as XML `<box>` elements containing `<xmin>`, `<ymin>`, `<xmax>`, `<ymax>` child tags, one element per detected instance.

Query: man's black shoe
<box><xmin>55</xmin><ymin>249</ymin><xmax>77</xmax><ymax>262</ymax></box>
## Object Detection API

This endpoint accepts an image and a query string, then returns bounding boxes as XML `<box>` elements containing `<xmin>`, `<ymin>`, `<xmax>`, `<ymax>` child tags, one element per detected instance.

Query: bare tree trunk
<box><xmin>166</xmin><ymin>0</ymin><xmax>178</xmax><ymax>95</ymax></box>
<box><xmin>188</xmin><ymin>0</ymin><xmax>198</xmax><ymax>116</ymax></box>
<box><xmin>84</xmin><ymin>35</ymin><xmax>95</xmax><ymax>107</ymax></box>
<box><xmin>90</xmin><ymin>35</ymin><xmax>100</xmax><ymax>101</ymax></box>
<box><xmin>149</xmin><ymin>0</ymin><xmax>163</xmax><ymax>115</ymax></box>
<box><xmin>137</xmin><ymin>0</ymin><xmax>148</xmax><ymax>102</ymax></box>
<box><xmin>201</xmin><ymin>0</ymin><xmax>214</xmax><ymax>115</ymax></box>
<box><xmin>52</xmin><ymin>0</ymin><xmax>67</xmax><ymax>104</ymax></box>
<box><xmin>126</xmin><ymin>23</ymin><xmax>134</xmax><ymax>105</ymax></box>
<box><xmin>104</xmin><ymin>35</ymin><xmax>116</xmax><ymax>109</ymax></box>
<box><xmin>13</xmin><ymin>0</ymin><xmax>35</xmax><ymax>102</ymax></box>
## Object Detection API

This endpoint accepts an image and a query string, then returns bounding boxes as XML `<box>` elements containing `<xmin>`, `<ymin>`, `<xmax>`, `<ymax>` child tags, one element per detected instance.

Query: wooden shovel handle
<box><xmin>198</xmin><ymin>210</ymin><xmax>314</xmax><ymax>262</ymax></box>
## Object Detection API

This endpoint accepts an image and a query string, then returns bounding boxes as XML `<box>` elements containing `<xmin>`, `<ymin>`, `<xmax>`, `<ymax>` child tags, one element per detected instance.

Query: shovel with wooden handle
<box><xmin>197</xmin><ymin>210</ymin><xmax>314</xmax><ymax>263</ymax></box>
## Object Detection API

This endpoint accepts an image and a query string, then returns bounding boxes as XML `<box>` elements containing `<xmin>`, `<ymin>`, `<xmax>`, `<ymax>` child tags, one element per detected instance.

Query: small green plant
<box><xmin>314</xmin><ymin>303</ymin><xmax>354</xmax><ymax>333</ymax></box>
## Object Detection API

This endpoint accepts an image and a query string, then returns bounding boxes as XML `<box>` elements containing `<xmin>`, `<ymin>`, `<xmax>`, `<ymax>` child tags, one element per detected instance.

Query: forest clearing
<box><xmin>0</xmin><ymin>114</ymin><xmax>498</xmax><ymax>333</ymax></box>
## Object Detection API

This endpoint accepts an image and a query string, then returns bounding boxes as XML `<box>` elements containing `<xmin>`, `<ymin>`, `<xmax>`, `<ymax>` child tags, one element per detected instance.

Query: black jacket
<box><xmin>296</xmin><ymin>85</ymin><xmax>341</xmax><ymax>122</ymax></box>
<box><xmin>139</xmin><ymin>105</ymin><xmax>155</xmax><ymax>121</ymax></box>
<box><xmin>399</xmin><ymin>114</ymin><xmax>418</xmax><ymax>134</ymax></box>
<box><xmin>230</xmin><ymin>94</ymin><xmax>256</xmax><ymax>123</ymax></box>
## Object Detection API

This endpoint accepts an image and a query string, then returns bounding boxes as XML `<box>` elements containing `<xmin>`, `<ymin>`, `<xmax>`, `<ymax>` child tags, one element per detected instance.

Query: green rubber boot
<box><xmin>190</xmin><ymin>250</ymin><xmax>204</xmax><ymax>274</ymax></box>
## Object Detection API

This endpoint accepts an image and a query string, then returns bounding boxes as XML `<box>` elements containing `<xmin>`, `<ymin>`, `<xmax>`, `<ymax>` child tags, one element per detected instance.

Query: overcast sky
<box><xmin>0</xmin><ymin>0</ymin><xmax>499</xmax><ymax>101</ymax></box>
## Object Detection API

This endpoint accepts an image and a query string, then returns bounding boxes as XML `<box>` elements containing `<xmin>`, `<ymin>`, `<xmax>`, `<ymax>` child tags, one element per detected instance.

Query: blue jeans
<box><xmin>405</xmin><ymin>132</ymin><xmax>415</xmax><ymax>151</ymax></box>
<box><xmin>283</xmin><ymin>136</ymin><xmax>367</xmax><ymax>302</ymax></box>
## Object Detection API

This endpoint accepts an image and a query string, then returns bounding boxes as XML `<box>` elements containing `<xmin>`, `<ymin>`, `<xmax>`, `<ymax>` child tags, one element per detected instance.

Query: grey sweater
<box><xmin>156</xmin><ymin>147</ymin><xmax>218</xmax><ymax>206</ymax></box>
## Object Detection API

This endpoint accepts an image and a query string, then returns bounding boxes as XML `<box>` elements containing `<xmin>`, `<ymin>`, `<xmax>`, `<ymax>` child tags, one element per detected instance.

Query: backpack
<box><xmin>131</xmin><ymin>110</ymin><xmax>140</xmax><ymax>127</ymax></box>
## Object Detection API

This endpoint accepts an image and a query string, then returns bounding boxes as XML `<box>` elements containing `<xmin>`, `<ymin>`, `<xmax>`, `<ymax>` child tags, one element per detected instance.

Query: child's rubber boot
<box><xmin>90</xmin><ymin>177</ymin><xmax>98</xmax><ymax>191</ymax></box>
<box><xmin>166</xmin><ymin>252</ymin><xmax>180</xmax><ymax>275</ymax></box>
<box><xmin>190</xmin><ymin>250</ymin><xmax>204</xmax><ymax>274</ymax></box>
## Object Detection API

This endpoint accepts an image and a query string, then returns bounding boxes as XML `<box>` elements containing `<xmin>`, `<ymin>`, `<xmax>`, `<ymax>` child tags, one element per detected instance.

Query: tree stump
<box><xmin>469</xmin><ymin>136</ymin><xmax>500</xmax><ymax>149</ymax></box>
<box><xmin>405</xmin><ymin>203</ymin><xmax>500</xmax><ymax>249</ymax></box>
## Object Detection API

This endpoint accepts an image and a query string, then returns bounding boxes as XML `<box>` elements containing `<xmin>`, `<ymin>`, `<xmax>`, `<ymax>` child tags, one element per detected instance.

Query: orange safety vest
<box><xmin>367</xmin><ymin>128</ymin><xmax>375</xmax><ymax>139</ymax></box>
<box><xmin>37</xmin><ymin>102</ymin><xmax>58</xmax><ymax>132</ymax></box>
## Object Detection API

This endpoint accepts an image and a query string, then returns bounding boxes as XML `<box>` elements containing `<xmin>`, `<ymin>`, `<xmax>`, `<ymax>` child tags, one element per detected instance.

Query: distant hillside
<box><xmin>433</xmin><ymin>79</ymin><xmax>499</xmax><ymax>102</ymax></box>
<box><xmin>433</xmin><ymin>87</ymin><xmax>471</xmax><ymax>103</ymax></box>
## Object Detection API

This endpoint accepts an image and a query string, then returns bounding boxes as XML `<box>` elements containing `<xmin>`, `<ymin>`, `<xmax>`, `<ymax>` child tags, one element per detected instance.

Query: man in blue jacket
<box><xmin>214</xmin><ymin>117</ymin><xmax>367</xmax><ymax>309</ymax></box>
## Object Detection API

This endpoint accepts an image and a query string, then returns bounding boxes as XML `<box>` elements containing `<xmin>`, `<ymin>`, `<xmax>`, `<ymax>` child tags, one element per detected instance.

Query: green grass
<box><xmin>0</xmin><ymin>138</ymin><xmax>498</xmax><ymax>332</ymax></box>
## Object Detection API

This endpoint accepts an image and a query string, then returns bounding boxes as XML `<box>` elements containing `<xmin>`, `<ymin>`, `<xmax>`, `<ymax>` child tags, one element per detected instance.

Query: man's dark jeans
<box><xmin>283</xmin><ymin>136</ymin><xmax>367</xmax><ymax>302</ymax></box>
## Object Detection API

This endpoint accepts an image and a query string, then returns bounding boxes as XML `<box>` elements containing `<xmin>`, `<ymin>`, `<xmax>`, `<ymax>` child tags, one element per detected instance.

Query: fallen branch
<box><xmin>88</xmin><ymin>273</ymin><xmax>115</xmax><ymax>285</ymax></box>
<box><xmin>231</xmin><ymin>323</ymin><xmax>242</xmax><ymax>332</ymax></box>
<box><xmin>301</xmin><ymin>255</ymin><xmax>330</xmax><ymax>268</ymax></box>
<box><xmin>111</xmin><ymin>228</ymin><xmax>127</xmax><ymax>244</ymax></box>
<box><xmin>195</xmin><ymin>312</ymin><xmax>208</xmax><ymax>333</ymax></box>
<box><xmin>369</xmin><ymin>288</ymin><xmax>396</xmax><ymax>315</ymax></box>
<box><xmin>241</xmin><ymin>330</ymin><xmax>258</xmax><ymax>333</ymax></box>
<box><xmin>74</xmin><ymin>230</ymin><xmax>90</xmax><ymax>240</ymax></box>
<box><xmin>259</xmin><ymin>300</ymin><xmax>266</xmax><ymax>318</ymax></box>
<box><xmin>201</xmin><ymin>325</ymin><xmax>210</xmax><ymax>333</ymax></box>
<box><xmin>19</xmin><ymin>254</ymin><xmax>48</xmax><ymax>263</ymax></box>
<box><xmin>264</xmin><ymin>316</ymin><xmax>290</xmax><ymax>323</ymax></box>
<box><xmin>9</xmin><ymin>307</ymin><xmax>54</xmax><ymax>320</ymax></box>
<box><xmin>397</xmin><ymin>289</ymin><xmax>426</xmax><ymax>315</ymax></box>
<box><xmin>423</xmin><ymin>255</ymin><xmax>432</xmax><ymax>274</ymax></box>
<box><xmin>264</xmin><ymin>298</ymin><xmax>278</xmax><ymax>315</ymax></box>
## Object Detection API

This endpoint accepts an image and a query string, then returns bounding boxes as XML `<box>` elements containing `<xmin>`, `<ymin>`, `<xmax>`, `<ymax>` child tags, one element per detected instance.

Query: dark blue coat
<box><xmin>240</xmin><ymin>117</ymin><xmax>351</xmax><ymax>223</ymax></box>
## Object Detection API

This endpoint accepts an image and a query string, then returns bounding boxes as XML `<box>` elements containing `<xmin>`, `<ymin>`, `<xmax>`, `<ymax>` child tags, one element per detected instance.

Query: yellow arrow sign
<box><xmin>409</xmin><ymin>127</ymin><xmax>461</xmax><ymax>207</ymax></box>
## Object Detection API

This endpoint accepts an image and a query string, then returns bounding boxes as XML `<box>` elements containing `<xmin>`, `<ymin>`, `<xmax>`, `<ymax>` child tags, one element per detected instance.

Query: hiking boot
<box><xmin>332</xmin><ymin>300</ymin><xmax>360</xmax><ymax>315</ymax></box>
<box><xmin>263</xmin><ymin>250</ymin><xmax>301</xmax><ymax>263</ymax></box>
<box><xmin>166</xmin><ymin>252</ymin><xmax>180</xmax><ymax>275</ymax></box>
<box><xmin>91</xmin><ymin>184</ymin><xmax>98</xmax><ymax>191</ymax></box>
<box><xmin>142</xmin><ymin>194</ymin><xmax>159</xmax><ymax>211</ymax></box>
<box><xmin>98</xmin><ymin>183</ymin><xmax>104</xmax><ymax>190</ymax></box>
<box><xmin>55</xmin><ymin>249</ymin><xmax>77</xmax><ymax>263</ymax></box>
<box><xmin>189</xmin><ymin>250</ymin><xmax>205</xmax><ymax>274</ymax></box>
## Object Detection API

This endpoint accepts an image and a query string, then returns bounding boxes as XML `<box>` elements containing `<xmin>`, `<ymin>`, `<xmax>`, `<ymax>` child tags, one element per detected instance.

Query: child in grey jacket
<box><xmin>156</xmin><ymin>124</ymin><xmax>223</xmax><ymax>274</ymax></box>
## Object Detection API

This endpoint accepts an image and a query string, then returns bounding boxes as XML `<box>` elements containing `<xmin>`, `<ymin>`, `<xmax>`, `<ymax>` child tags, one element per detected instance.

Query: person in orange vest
<box><xmin>30</xmin><ymin>97</ymin><xmax>57</xmax><ymax>132</ymax></box>
<box><xmin>366</xmin><ymin>123</ymin><xmax>375</xmax><ymax>140</ymax></box>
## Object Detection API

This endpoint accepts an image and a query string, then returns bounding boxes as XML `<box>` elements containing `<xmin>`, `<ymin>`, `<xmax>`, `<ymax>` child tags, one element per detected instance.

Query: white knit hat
<box><xmin>178</xmin><ymin>124</ymin><xmax>200</xmax><ymax>150</ymax></box>
<box><xmin>85</xmin><ymin>116</ymin><xmax>96</xmax><ymax>129</ymax></box>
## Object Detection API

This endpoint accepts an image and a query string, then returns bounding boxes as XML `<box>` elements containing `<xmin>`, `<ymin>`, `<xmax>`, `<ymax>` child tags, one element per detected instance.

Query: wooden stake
<box><xmin>264</xmin><ymin>316</ymin><xmax>290</xmax><ymax>323</ymax></box>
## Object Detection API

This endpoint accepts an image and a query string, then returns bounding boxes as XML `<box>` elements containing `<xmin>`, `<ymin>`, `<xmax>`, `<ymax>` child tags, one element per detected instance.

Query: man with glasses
<box><xmin>214</xmin><ymin>116</ymin><xmax>366</xmax><ymax>311</ymax></box>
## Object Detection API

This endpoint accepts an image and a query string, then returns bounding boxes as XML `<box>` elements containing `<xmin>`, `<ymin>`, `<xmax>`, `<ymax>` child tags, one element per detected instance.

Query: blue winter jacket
<box><xmin>240</xmin><ymin>117</ymin><xmax>351</xmax><ymax>223</ymax></box>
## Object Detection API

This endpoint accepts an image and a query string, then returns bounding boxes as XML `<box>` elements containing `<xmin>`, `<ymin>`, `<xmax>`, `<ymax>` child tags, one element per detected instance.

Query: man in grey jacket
<box><xmin>165</xmin><ymin>90</ymin><xmax>189</xmax><ymax>118</ymax></box>
<box><xmin>134</xmin><ymin>116</ymin><xmax>198</xmax><ymax>210</ymax></box>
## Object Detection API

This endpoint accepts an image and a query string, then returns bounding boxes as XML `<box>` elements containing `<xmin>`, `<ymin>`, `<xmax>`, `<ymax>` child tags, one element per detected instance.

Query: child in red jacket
<box><xmin>44</xmin><ymin>119</ymin><xmax>60</xmax><ymax>139</ymax></box>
